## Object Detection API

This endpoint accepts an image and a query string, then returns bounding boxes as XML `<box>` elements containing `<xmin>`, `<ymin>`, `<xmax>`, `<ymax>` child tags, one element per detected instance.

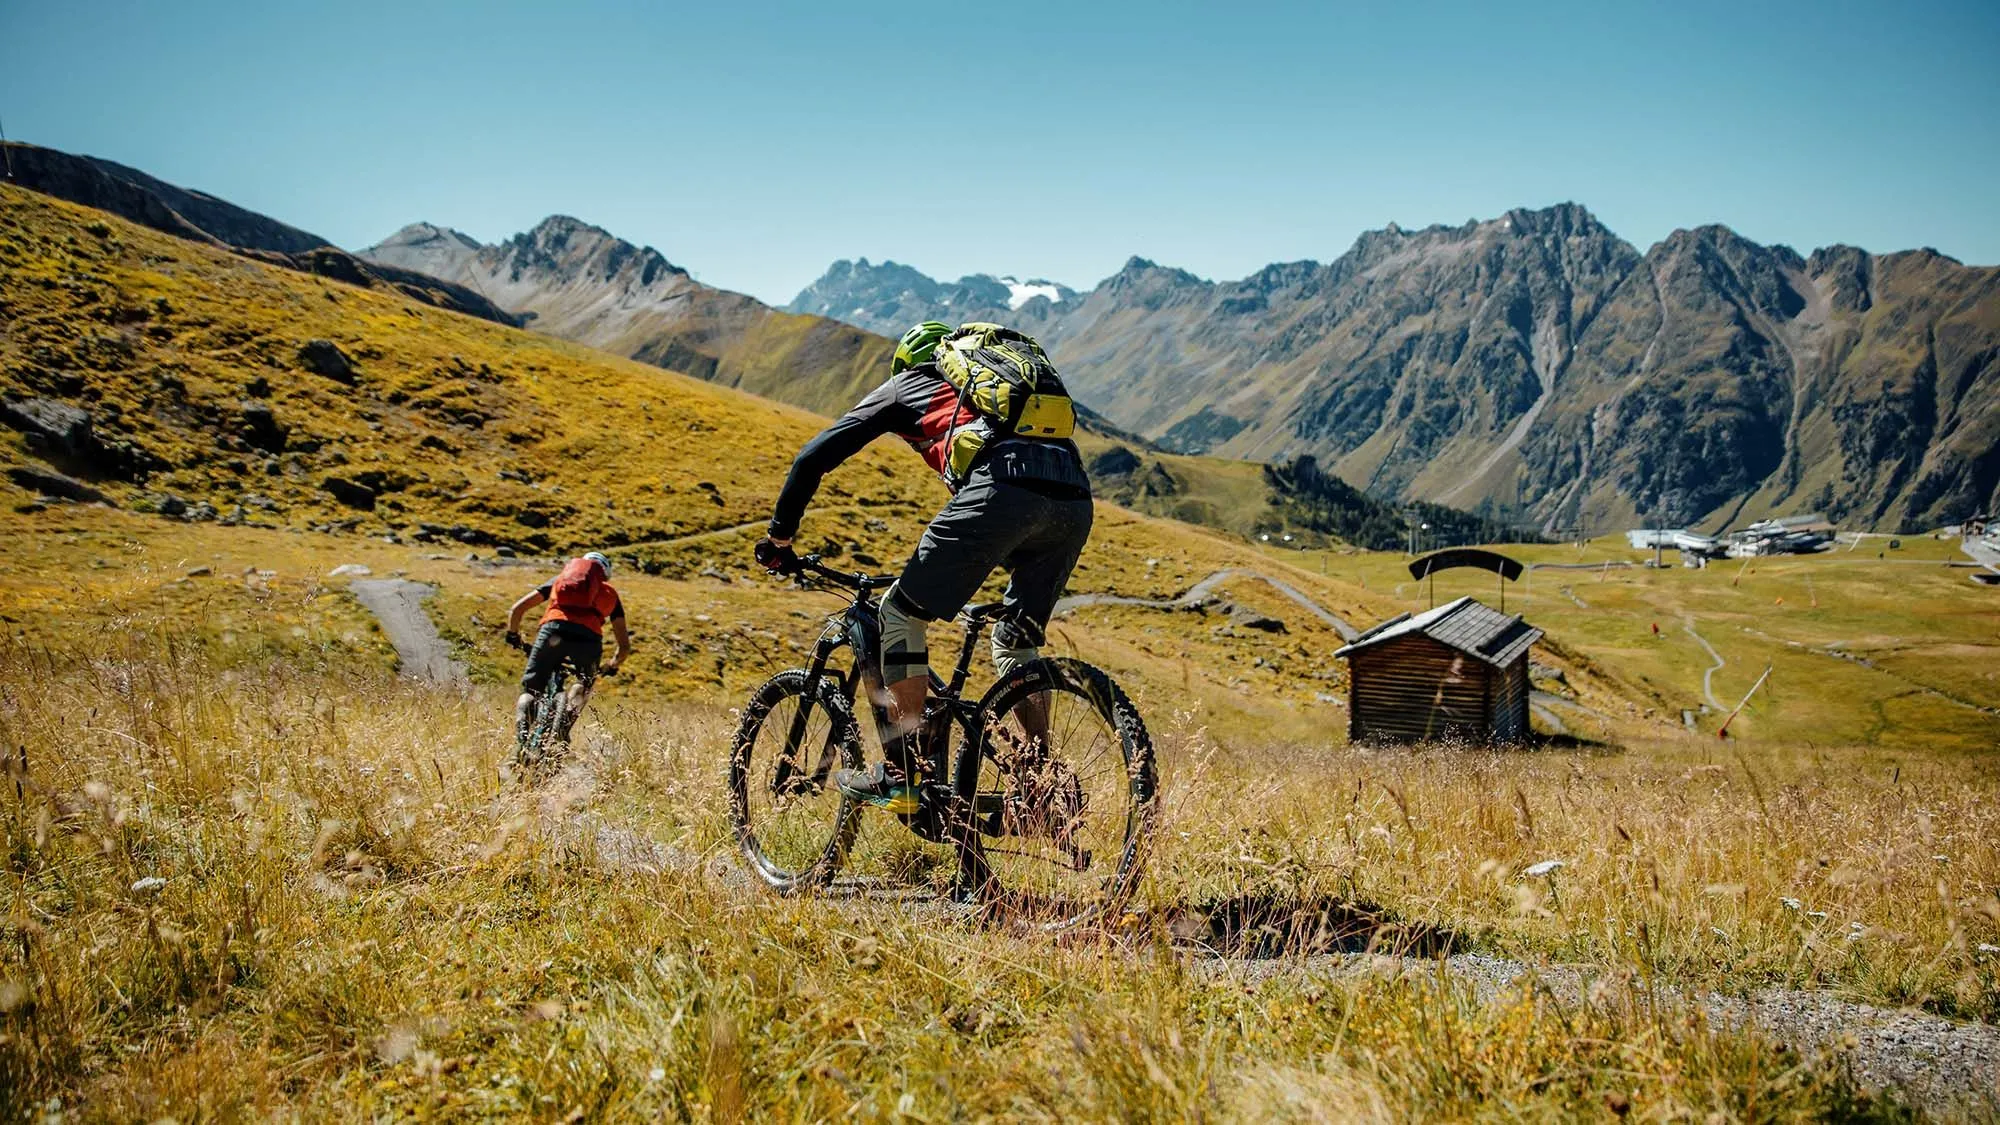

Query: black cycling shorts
<box><xmin>891</xmin><ymin>468</ymin><xmax>1094</xmax><ymax>649</ymax></box>
<box><xmin>520</xmin><ymin>620</ymin><xmax>602</xmax><ymax>693</ymax></box>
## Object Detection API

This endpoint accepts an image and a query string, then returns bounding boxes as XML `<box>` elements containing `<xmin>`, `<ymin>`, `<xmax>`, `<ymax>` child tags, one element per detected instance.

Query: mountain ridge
<box><xmin>1</xmin><ymin>142</ymin><xmax>519</xmax><ymax>326</ymax></box>
<box><xmin>786</xmin><ymin>256</ymin><xmax>1083</xmax><ymax>336</ymax></box>
<box><xmin>792</xmin><ymin>203</ymin><xmax>1999</xmax><ymax>532</ymax></box>
<box><xmin>361</xmin><ymin>217</ymin><xmax>893</xmax><ymax>417</ymax></box>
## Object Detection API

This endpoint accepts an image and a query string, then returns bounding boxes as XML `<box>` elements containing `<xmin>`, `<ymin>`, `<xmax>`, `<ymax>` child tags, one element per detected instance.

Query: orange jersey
<box><xmin>537</xmin><ymin>580</ymin><xmax>623</xmax><ymax>636</ymax></box>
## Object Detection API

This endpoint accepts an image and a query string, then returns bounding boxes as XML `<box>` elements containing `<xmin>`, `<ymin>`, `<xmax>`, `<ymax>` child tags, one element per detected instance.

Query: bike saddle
<box><xmin>960</xmin><ymin>602</ymin><xmax>1009</xmax><ymax>623</ymax></box>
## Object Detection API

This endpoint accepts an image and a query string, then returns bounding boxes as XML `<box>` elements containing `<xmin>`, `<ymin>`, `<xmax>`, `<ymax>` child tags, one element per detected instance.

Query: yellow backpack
<box><xmin>933</xmin><ymin>323</ymin><xmax>1077</xmax><ymax>487</ymax></box>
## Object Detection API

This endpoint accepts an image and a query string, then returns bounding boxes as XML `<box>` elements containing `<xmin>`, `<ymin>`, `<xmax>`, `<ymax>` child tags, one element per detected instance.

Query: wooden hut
<box><xmin>1334</xmin><ymin>596</ymin><xmax>1543</xmax><ymax>745</ymax></box>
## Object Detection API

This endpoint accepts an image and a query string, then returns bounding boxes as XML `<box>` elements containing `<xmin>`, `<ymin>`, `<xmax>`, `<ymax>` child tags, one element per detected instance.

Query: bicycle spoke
<box><xmin>968</xmin><ymin>662</ymin><xmax>1154</xmax><ymax>929</ymax></box>
<box><xmin>731</xmin><ymin>670</ymin><xmax>861</xmax><ymax>893</ymax></box>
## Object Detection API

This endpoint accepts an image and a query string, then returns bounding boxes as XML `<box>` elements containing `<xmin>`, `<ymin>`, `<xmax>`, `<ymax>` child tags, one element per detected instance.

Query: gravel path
<box><xmin>1056</xmin><ymin>568</ymin><xmax>1360</xmax><ymax>640</ymax></box>
<box><xmin>614</xmin><ymin>504</ymin><xmax>871</xmax><ymax>553</ymax></box>
<box><xmin>1683</xmin><ymin>616</ymin><xmax>1726</xmax><ymax>711</ymax></box>
<box><xmin>1198</xmin><ymin>950</ymin><xmax>2000</xmax><ymax>1117</ymax></box>
<box><xmin>349</xmin><ymin>579</ymin><xmax>467</xmax><ymax>687</ymax></box>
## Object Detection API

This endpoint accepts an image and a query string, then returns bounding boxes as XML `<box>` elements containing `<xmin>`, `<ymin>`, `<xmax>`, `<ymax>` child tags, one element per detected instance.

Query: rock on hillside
<box><xmin>981</xmin><ymin>205</ymin><xmax>1997</xmax><ymax>534</ymax></box>
<box><xmin>787</xmin><ymin>257</ymin><xmax>1082</xmax><ymax>337</ymax></box>
<box><xmin>0</xmin><ymin>142</ymin><xmax>518</xmax><ymax>327</ymax></box>
<box><xmin>361</xmin><ymin>218</ymin><xmax>894</xmax><ymax>417</ymax></box>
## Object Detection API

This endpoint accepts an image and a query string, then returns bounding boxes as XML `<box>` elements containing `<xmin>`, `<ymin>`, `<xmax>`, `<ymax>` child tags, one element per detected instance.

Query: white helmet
<box><xmin>583</xmin><ymin>551</ymin><xmax>612</xmax><ymax>578</ymax></box>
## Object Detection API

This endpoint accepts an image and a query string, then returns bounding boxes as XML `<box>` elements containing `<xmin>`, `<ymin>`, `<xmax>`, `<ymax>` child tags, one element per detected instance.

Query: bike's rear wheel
<box><xmin>516</xmin><ymin>676</ymin><xmax>567</xmax><ymax>771</ymax></box>
<box><xmin>729</xmin><ymin>669</ymin><xmax>864</xmax><ymax>893</ymax></box>
<box><xmin>955</xmin><ymin>657</ymin><xmax>1157</xmax><ymax>930</ymax></box>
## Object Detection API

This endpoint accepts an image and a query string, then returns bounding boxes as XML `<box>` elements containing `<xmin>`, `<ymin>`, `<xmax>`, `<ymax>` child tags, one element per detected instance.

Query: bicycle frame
<box><xmin>521</xmin><ymin>664</ymin><xmax>597</xmax><ymax>762</ymax></box>
<box><xmin>781</xmin><ymin>557</ymin><xmax>1009</xmax><ymax>837</ymax></box>
<box><xmin>737</xmin><ymin>553</ymin><xmax>1154</xmax><ymax>918</ymax></box>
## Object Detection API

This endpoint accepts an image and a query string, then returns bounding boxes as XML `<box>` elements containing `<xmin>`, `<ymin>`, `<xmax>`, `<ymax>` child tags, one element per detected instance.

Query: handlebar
<box><xmin>792</xmin><ymin>553</ymin><xmax>897</xmax><ymax>592</ymax></box>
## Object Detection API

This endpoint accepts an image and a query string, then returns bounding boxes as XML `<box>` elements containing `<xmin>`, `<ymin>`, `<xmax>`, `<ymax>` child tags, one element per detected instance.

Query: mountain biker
<box><xmin>505</xmin><ymin>551</ymin><xmax>631</xmax><ymax>744</ymax></box>
<box><xmin>755</xmin><ymin>321</ymin><xmax>1093</xmax><ymax>813</ymax></box>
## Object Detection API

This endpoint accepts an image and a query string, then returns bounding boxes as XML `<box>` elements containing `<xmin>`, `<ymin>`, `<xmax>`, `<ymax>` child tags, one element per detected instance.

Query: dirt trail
<box><xmin>1682</xmin><ymin>616</ymin><xmax>1726</xmax><ymax>710</ymax></box>
<box><xmin>1056</xmin><ymin>568</ymin><xmax>1360</xmax><ymax>641</ymax></box>
<box><xmin>349</xmin><ymin>579</ymin><xmax>467</xmax><ymax>687</ymax></box>
<box><xmin>1199</xmin><ymin>950</ymin><xmax>1999</xmax><ymax>1117</ymax></box>
<box><xmin>615</xmin><ymin>504</ymin><xmax>873</xmax><ymax>553</ymax></box>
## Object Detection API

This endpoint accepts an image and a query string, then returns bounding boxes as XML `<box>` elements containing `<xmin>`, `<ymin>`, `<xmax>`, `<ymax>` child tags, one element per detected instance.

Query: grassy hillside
<box><xmin>0</xmin><ymin>184</ymin><xmax>934</xmax><ymax>557</ymax></box>
<box><xmin>1076</xmin><ymin>434</ymin><xmax>1536</xmax><ymax>552</ymax></box>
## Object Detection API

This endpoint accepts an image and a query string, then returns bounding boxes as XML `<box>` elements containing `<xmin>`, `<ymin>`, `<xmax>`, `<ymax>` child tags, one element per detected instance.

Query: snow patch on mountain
<box><xmin>1001</xmin><ymin>278</ymin><xmax>1065</xmax><ymax>310</ymax></box>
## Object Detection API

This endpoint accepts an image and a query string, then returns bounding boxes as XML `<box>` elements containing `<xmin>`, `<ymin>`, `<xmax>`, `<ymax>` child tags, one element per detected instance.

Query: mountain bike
<box><xmin>728</xmin><ymin>553</ymin><xmax>1157</xmax><ymax>930</ymax></box>
<box><xmin>508</xmin><ymin>633</ymin><xmax>612</xmax><ymax>772</ymax></box>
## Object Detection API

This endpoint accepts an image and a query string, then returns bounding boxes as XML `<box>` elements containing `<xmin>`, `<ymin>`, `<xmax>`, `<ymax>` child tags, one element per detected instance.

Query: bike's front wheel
<box><xmin>729</xmin><ymin>669</ymin><xmax>864</xmax><ymax>894</ymax></box>
<box><xmin>954</xmin><ymin>658</ymin><xmax>1157</xmax><ymax>930</ymax></box>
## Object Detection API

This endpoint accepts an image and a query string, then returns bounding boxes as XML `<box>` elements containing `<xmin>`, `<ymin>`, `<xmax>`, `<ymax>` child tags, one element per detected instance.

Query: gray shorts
<box><xmin>890</xmin><ymin>471</ymin><xmax>1094</xmax><ymax>650</ymax></box>
<box><xmin>521</xmin><ymin>621</ymin><xmax>601</xmax><ymax>693</ymax></box>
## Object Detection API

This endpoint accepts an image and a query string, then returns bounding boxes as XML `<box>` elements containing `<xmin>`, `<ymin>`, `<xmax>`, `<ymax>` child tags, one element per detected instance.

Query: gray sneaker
<box><xmin>832</xmin><ymin>761</ymin><xmax>919</xmax><ymax>814</ymax></box>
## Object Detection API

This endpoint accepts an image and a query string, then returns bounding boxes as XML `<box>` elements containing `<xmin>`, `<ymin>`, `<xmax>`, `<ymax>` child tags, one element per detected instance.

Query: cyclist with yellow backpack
<box><xmin>756</xmin><ymin>322</ymin><xmax>1093</xmax><ymax>811</ymax></box>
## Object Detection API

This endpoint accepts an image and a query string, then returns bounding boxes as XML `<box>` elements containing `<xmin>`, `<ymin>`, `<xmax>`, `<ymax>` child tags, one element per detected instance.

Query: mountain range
<box><xmin>793</xmin><ymin>209</ymin><xmax>2000</xmax><ymax>533</ymax></box>
<box><xmin>358</xmin><ymin>219</ymin><xmax>890</xmax><ymax>417</ymax></box>
<box><xmin>9</xmin><ymin>138</ymin><xmax>1992</xmax><ymax>536</ymax></box>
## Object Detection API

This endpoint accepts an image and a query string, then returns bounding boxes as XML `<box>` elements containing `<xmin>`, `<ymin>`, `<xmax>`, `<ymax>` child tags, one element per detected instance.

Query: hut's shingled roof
<box><xmin>1334</xmin><ymin>596</ymin><xmax>1542</xmax><ymax>668</ymax></box>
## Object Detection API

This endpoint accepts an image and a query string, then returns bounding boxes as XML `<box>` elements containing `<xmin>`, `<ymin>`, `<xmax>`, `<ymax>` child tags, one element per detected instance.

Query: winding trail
<box><xmin>615</xmin><ymin>504</ymin><xmax>881</xmax><ymax>554</ymax></box>
<box><xmin>349</xmin><ymin>579</ymin><xmax>467</xmax><ymax>687</ymax></box>
<box><xmin>1054</xmin><ymin>568</ymin><xmax>1360</xmax><ymax>641</ymax></box>
<box><xmin>1683</xmin><ymin>616</ymin><xmax>1726</xmax><ymax>711</ymax></box>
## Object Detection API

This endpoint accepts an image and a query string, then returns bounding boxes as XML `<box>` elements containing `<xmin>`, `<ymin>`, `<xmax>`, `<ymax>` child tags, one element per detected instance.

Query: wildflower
<box><xmin>1976</xmin><ymin>943</ymin><xmax>1999</xmax><ymax>956</ymax></box>
<box><xmin>1522</xmin><ymin>860</ymin><xmax>1564</xmax><ymax>878</ymax></box>
<box><xmin>130</xmin><ymin>876</ymin><xmax>166</xmax><ymax>894</ymax></box>
<box><xmin>1781</xmin><ymin>897</ymin><xmax>1802</xmax><ymax>910</ymax></box>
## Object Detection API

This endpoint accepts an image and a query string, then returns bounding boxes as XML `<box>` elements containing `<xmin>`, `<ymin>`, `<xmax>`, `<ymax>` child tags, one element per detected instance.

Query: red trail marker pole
<box><xmin>1717</xmin><ymin>664</ymin><xmax>1773</xmax><ymax>739</ymax></box>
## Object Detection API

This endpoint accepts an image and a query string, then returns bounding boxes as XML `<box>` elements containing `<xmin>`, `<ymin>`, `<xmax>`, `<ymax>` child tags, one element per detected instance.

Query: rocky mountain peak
<box><xmin>365</xmin><ymin>222</ymin><xmax>481</xmax><ymax>256</ymax></box>
<box><xmin>1500</xmin><ymin>201</ymin><xmax>1609</xmax><ymax>241</ymax></box>
<box><xmin>499</xmin><ymin>216</ymin><xmax>687</xmax><ymax>289</ymax></box>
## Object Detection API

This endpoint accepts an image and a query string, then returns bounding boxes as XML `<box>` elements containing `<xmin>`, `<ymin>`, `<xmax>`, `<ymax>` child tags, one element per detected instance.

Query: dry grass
<box><xmin>0</xmin><ymin>628</ymin><xmax>1950</xmax><ymax>1121</ymax></box>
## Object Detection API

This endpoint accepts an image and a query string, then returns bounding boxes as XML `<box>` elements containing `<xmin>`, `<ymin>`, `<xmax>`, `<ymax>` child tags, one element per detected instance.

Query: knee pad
<box><xmin>990</xmin><ymin>617</ymin><xmax>1042</xmax><ymax>680</ymax></box>
<box><xmin>879</xmin><ymin>584</ymin><xmax>933</xmax><ymax>684</ymax></box>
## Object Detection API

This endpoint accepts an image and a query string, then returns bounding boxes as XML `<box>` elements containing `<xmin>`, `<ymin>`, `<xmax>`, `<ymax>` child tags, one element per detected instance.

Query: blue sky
<box><xmin>5</xmin><ymin>0</ymin><xmax>1997</xmax><ymax>303</ymax></box>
